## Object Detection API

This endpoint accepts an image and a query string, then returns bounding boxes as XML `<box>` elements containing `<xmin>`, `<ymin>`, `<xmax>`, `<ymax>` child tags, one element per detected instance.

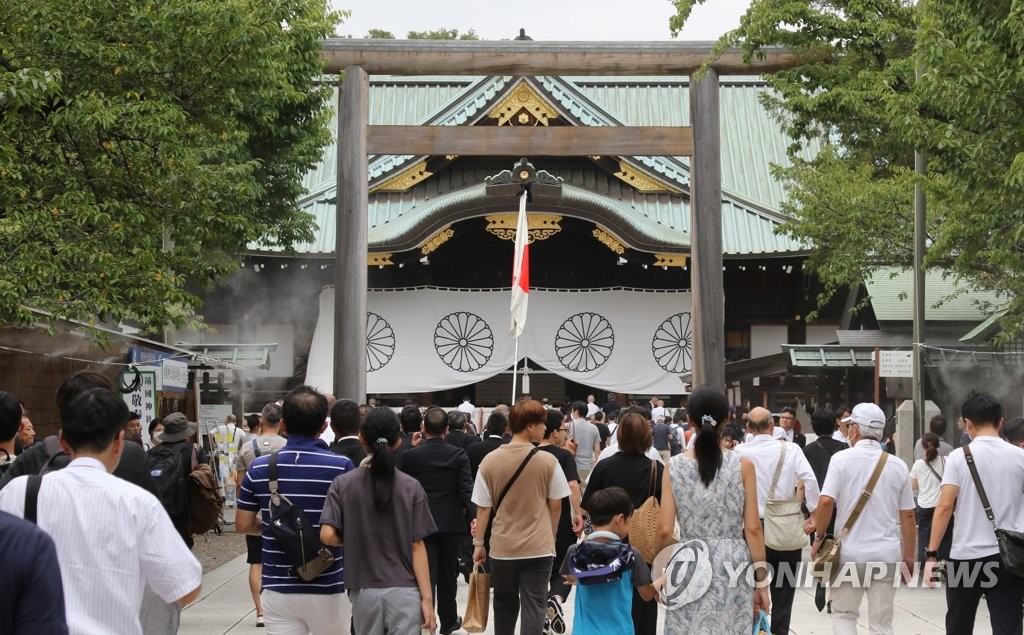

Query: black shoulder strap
<box><xmin>24</xmin><ymin>474</ymin><xmax>43</xmax><ymax>524</ymax></box>
<box><xmin>963</xmin><ymin>444</ymin><xmax>999</xmax><ymax>534</ymax></box>
<box><xmin>252</xmin><ymin>438</ymin><xmax>261</xmax><ymax>458</ymax></box>
<box><xmin>483</xmin><ymin>448</ymin><xmax>538</xmax><ymax>546</ymax></box>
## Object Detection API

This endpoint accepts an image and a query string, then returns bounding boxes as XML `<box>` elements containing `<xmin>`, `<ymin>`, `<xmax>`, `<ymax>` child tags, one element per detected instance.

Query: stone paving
<box><xmin>180</xmin><ymin>550</ymin><xmax>993</xmax><ymax>634</ymax></box>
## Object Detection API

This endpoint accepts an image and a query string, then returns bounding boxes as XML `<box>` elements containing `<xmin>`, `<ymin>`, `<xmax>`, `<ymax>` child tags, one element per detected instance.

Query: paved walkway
<box><xmin>181</xmin><ymin>552</ymin><xmax>993</xmax><ymax>634</ymax></box>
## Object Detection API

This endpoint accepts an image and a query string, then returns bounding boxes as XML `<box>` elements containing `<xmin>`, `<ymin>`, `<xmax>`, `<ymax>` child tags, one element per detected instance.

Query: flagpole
<box><xmin>511</xmin><ymin>337</ymin><xmax>519</xmax><ymax>404</ymax></box>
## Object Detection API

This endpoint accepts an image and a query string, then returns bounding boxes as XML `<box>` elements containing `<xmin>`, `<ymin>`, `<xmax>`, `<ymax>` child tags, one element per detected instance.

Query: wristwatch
<box><xmin>925</xmin><ymin>549</ymin><xmax>939</xmax><ymax>559</ymax></box>
<box><xmin>472</xmin><ymin>539</ymin><xmax>485</xmax><ymax>547</ymax></box>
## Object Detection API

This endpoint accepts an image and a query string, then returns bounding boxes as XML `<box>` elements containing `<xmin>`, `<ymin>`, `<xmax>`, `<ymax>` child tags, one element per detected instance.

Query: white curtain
<box><xmin>305</xmin><ymin>286</ymin><xmax>694</xmax><ymax>395</ymax></box>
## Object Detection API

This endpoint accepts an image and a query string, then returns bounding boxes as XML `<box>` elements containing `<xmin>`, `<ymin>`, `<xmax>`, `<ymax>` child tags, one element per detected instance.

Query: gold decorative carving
<box><xmin>420</xmin><ymin>226</ymin><xmax>455</xmax><ymax>255</ymax></box>
<box><xmin>613</xmin><ymin>161</ymin><xmax>679</xmax><ymax>193</ymax></box>
<box><xmin>370</xmin><ymin>161</ymin><xmax>433</xmax><ymax>193</ymax></box>
<box><xmin>368</xmin><ymin>253</ymin><xmax>394</xmax><ymax>266</ymax></box>
<box><xmin>485</xmin><ymin>213</ymin><xmax>562</xmax><ymax>243</ymax></box>
<box><xmin>487</xmin><ymin>81</ymin><xmax>559</xmax><ymax>126</ymax></box>
<box><xmin>592</xmin><ymin>226</ymin><xmax>626</xmax><ymax>255</ymax></box>
<box><xmin>654</xmin><ymin>253</ymin><xmax>688</xmax><ymax>268</ymax></box>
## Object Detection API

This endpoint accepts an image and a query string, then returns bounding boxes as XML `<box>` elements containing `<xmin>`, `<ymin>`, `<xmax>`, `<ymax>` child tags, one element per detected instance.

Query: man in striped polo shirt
<box><xmin>237</xmin><ymin>385</ymin><xmax>355</xmax><ymax>634</ymax></box>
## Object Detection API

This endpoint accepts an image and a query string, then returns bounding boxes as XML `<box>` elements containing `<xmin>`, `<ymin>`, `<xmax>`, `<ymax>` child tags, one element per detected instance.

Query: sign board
<box><xmin>879</xmin><ymin>350</ymin><xmax>913</xmax><ymax>378</ymax></box>
<box><xmin>162</xmin><ymin>359</ymin><xmax>189</xmax><ymax>392</ymax></box>
<box><xmin>199</xmin><ymin>404</ymin><xmax>234</xmax><ymax>439</ymax></box>
<box><xmin>123</xmin><ymin>371</ymin><xmax>158</xmax><ymax>427</ymax></box>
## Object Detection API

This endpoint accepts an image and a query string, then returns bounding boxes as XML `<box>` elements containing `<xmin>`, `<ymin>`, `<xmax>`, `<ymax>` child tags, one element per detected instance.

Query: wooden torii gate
<box><xmin>320</xmin><ymin>40</ymin><xmax>796</xmax><ymax>402</ymax></box>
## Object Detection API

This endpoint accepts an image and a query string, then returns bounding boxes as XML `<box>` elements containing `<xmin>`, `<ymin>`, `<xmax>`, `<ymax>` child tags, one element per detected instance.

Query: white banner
<box><xmin>306</xmin><ymin>286</ymin><xmax>694</xmax><ymax>395</ymax></box>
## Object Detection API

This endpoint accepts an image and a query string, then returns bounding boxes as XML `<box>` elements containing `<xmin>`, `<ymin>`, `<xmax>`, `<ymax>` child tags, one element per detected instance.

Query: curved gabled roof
<box><xmin>253</xmin><ymin>74</ymin><xmax>814</xmax><ymax>257</ymax></box>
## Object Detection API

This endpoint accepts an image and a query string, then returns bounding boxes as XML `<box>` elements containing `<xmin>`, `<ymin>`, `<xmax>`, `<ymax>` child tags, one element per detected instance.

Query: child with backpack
<box><xmin>560</xmin><ymin>487</ymin><xmax>658</xmax><ymax>634</ymax></box>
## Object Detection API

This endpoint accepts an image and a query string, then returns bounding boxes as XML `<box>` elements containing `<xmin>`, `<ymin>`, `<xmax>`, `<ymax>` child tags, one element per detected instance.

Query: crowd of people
<box><xmin>1</xmin><ymin>374</ymin><xmax>1023</xmax><ymax>635</ymax></box>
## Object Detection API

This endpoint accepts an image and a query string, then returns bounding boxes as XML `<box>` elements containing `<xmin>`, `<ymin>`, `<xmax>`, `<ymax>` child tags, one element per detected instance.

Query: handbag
<box><xmin>628</xmin><ymin>459</ymin><xmax>661</xmax><ymax>563</ymax></box>
<box><xmin>266</xmin><ymin>452</ymin><xmax>335</xmax><ymax>582</ymax></box>
<box><xmin>764</xmin><ymin>442</ymin><xmax>807</xmax><ymax>551</ymax></box>
<box><xmin>752</xmin><ymin>609</ymin><xmax>771</xmax><ymax>635</ymax></box>
<box><xmin>812</xmin><ymin>452</ymin><xmax>888</xmax><ymax>582</ymax></box>
<box><xmin>962</xmin><ymin>444</ymin><xmax>1024</xmax><ymax>578</ymax></box>
<box><xmin>462</xmin><ymin>564</ymin><xmax>490</xmax><ymax>632</ymax></box>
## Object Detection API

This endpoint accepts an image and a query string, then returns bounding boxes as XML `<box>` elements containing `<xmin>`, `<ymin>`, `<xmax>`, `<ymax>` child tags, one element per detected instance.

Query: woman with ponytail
<box><xmin>656</xmin><ymin>386</ymin><xmax>769</xmax><ymax>632</ymax></box>
<box><xmin>320</xmin><ymin>407</ymin><xmax>438</xmax><ymax>634</ymax></box>
<box><xmin>910</xmin><ymin>432</ymin><xmax>953</xmax><ymax>562</ymax></box>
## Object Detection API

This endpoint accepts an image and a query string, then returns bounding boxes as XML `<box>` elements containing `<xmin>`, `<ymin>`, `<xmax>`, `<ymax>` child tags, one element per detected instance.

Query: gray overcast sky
<box><xmin>330</xmin><ymin>0</ymin><xmax>751</xmax><ymax>41</ymax></box>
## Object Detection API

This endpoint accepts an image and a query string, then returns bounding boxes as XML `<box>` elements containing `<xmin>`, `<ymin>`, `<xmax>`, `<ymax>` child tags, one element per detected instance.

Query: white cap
<box><xmin>843</xmin><ymin>403</ymin><xmax>886</xmax><ymax>430</ymax></box>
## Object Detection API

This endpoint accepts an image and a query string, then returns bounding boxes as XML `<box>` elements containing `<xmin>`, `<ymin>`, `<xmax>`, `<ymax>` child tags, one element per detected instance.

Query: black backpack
<box><xmin>147</xmin><ymin>445</ymin><xmax>187</xmax><ymax>518</ymax></box>
<box><xmin>37</xmin><ymin>436</ymin><xmax>72</xmax><ymax>475</ymax></box>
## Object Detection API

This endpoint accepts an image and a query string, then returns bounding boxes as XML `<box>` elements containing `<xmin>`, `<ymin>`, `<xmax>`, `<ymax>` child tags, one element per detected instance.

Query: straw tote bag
<box><xmin>629</xmin><ymin>459</ymin><xmax>661</xmax><ymax>563</ymax></box>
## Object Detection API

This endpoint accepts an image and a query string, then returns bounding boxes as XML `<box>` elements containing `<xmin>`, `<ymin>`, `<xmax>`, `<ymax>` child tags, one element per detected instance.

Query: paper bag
<box><xmin>462</xmin><ymin>565</ymin><xmax>490</xmax><ymax>633</ymax></box>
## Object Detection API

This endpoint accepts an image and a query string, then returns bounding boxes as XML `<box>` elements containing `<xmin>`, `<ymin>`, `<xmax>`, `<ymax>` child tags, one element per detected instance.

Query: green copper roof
<box><xmin>259</xmin><ymin>74</ymin><xmax>812</xmax><ymax>257</ymax></box>
<box><xmin>864</xmin><ymin>268</ymin><xmax>1006</xmax><ymax>322</ymax></box>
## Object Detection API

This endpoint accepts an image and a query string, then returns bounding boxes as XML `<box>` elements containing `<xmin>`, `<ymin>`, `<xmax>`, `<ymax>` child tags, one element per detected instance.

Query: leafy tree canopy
<box><xmin>407</xmin><ymin>28</ymin><xmax>479</xmax><ymax>40</ymax></box>
<box><xmin>0</xmin><ymin>0</ymin><xmax>343</xmax><ymax>336</ymax></box>
<box><xmin>671</xmin><ymin>0</ymin><xmax>1024</xmax><ymax>336</ymax></box>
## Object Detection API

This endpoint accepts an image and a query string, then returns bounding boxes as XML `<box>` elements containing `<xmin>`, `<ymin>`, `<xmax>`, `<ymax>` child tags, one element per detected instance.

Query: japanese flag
<box><xmin>510</xmin><ymin>191</ymin><xmax>529</xmax><ymax>338</ymax></box>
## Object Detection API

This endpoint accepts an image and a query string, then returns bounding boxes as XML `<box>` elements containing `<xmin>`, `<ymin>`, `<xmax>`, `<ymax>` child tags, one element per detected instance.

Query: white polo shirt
<box><xmin>941</xmin><ymin>435</ymin><xmax>1024</xmax><ymax>560</ymax></box>
<box><xmin>820</xmin><ymin>440</ymin><xmax>915</xmax><ymax>564</ymax></box>
<box><xmin>0</xmin><ymin>458</ymin><xmax>201</xmax><ymax>635</ymax></box>
<box><xmin>734</xmin><ymin>434</ymin><xmax>820</xmax><ymax>518</ymax></box>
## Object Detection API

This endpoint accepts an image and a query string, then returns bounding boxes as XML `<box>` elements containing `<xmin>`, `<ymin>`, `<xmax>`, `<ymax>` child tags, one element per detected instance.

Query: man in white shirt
<box><xmin>813</xmin><ymin>402</ymin><xmax>915</xmax><ymax>635</ymax></box>
<box><xmin>585</xmin><ymin>394</ymin><xmax>600</xmax><ymax>418</ymax></box>
<box><xmin>0</xmin><ymin>388</ymin><xmax>201</xmax><ymax>635</ymax></box>
<box><xmin>566</xmin><ymin>401</ymin><xmax>601</xmax><ymax>488</ymax></box>
<box><xmin>832</xmin><ymin>406</ymin><xmax>851</xmax><ymax>444</ymax></box>
<box><xmin>925</xmin><ymin>391</ymin><xmax>1024</xmax><ymax>634</ymax></box>
<box><xmin>735</xmin><ymin>407</ymin><xmax>819</xmax><ymax>635</ymax></box>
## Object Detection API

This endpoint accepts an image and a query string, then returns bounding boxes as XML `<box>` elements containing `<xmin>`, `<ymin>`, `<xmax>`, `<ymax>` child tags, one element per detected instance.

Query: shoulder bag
<box><xmin>628</xmin><ymin>459</ymin><xmax>661</xmax><ymax>563</ymax></box>
<box><xmin>963</xmin><ymin>444</ymin><xmax>1024</xmax><ymax>578</ymax></box>
<box><xmin>482</xmin><ymin>448</ymin><xmax>538</xmax><ymax>548</ymax></box>
<box><xmin>764</xmin><ymin>441</ymin><xmax>808</xmax><ymax>551</ymax></box>
<box><xmin>812</xmin><ymin>452</ymin><xmax>888</xmax><ymax>582</ymax></box>
<box><xmin>267</xmin><ymin>452</ymin><xmax>335</xmax><ymax>582</ymax></box>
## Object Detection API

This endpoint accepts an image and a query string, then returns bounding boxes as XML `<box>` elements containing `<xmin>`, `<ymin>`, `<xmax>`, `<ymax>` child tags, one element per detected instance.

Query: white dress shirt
<box><xmin>820</xmin><ymin>440</ymin><xmax>915</xmax><ymax>564</ymax></box>
<box><xmin>0</xmin><ymin>458</ymin><xmax>201</xmax><ymax>635</ymax></box>
<box><xmin>941</xmin><ymin>436</ymin><xmax>1024</xmax><ymax>560</ymax></box>
<box><xmin>734</xmin><ymin>434</ymin><xmax>820</xmax><ymax>518</ymax></box>
<box><xmin>831</xmin><ymin>429</ymin><xmax>848</xmax><ymax>445</ymax></box>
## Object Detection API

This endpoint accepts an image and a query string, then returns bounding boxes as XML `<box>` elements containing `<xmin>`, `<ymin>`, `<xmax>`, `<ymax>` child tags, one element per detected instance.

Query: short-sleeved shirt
<box><xmin>236</xmin><ymin>434</ymin><xmax>287</xmax><ymax>474</ymax></box>
<box><xmin>320</xmin><ymin>469</ymin><xmax>436</xmax><ymax>590</ymax></box>
<box><xmin>569</xmin><ymin>420</ymin><xmax>601</xmax><ymax>471</ymax></box>
<box><xmin>472</xmin><ymin>442</ymin><xmax>570</xmax><ymax>559</ymax></box>
<box><xmin>820</xmin><ymin>440</ymin><xmax>915</xmax><ymax>564</ymax></box>
<box><xmin>652</xmin><ymin>423</ymin><xmax>672</xmax><ymax>451</ymax></box>
<box><xmin>537</xmin><ymin>444</ymin><xmax>579</xmax><ymax>537</ymax></box>
<box><xmin>913</xmin><ymin>438</ymin><xmax>953</xmax><ymax>461</ymax></box>
<box><xmin>559</xmin><ymin>541</ymin><xmax>651</xmax><ymax>635</ymax></box>
<box><xmin>909</xmin><ymin>457</ymin><xmax>946</xmax><ymax>508</ymax></box>
<box><xmin>236</xmin><ymin>435</ymin><xmax>354</xmax><ymax>594</ymax></box>
<box><xmin>0</xmin><ymin>458</ymin><xmax>201</xmax><ymax>635</ymax></box>
<box><xmin>583</xmin><ymin>453</ymin><xmax>663</xmax><ymax>515</ymax></box>
<box><xmin>941</xmin><ymin>436</ymin><xmax>1024</xmax><ymax>560</ymax></box>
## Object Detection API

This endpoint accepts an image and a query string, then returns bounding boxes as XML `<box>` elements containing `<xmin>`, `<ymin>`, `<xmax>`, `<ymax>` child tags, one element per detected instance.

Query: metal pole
<box><xmin>511</xmin><ymin>338</ymin><xmax>519</xmax><ymax>404</ymax></box>
<box><xmin>912</xmin><ymin>65</ymin><xmax>927</xmax><ymax>444</ymax></box>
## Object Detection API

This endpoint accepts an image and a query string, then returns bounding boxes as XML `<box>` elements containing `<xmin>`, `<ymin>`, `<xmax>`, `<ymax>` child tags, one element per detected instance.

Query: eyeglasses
<box><xmin>559</xmin><ymin>427</ymin><xmax>571</xmax><ymax>432</ymax></box>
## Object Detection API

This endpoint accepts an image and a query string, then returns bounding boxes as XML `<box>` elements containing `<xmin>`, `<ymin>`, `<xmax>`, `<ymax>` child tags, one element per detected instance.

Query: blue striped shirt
<box><xmin>237</xmin><ymin>435</ymin><xmax>354</xmax><ymax>594</ymax></box>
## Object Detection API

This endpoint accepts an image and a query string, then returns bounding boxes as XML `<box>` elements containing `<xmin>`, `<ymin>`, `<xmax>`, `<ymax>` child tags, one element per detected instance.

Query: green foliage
<box><xmin>407</xmin><ymin>28</ymin><xmax>479</xmax><ymax>40</ymax></box>
<box><xmin>365</xmin><ymin>28</ymin><xmax>396</xmax><ymax>39</ymax></box>
<box><xmin>0</xmin><ymin>0</ymin><xmax>341</xmax><ymax>336</ymax></box>
<box><xmin>671</xmin><ymin>0</ymin><xmax>1024</xmax><ymax>335</ymax></box>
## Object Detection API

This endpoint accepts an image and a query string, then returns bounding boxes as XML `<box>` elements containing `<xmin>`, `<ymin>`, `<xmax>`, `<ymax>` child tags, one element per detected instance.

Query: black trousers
<box><xmin>549</xmin><ymin>532</ymin><xmax>577</xmax><ymax>601</ymax></box>
<box><xmin>424</xmin><ymin>532</ymin><xmax>461</xmax><ymax>629</ymax></box>
<box><xmin>765</xmin><ymin>545</ymin><xmax>802</xmax><ymax>635</ymax></box>
<box><xmin>915</xmin><ymin>505</ymin><xmax>954</xmax><ymax>563</ymax></box>
<box><xmin>946</xmin><ymin>553</ymin><xmax>1024</xmax><ymax>635</ymax></box>
<box><xmin>492</xmin><ymin>556</ymin><xmax>552</xmax><ymax>635</ymax></box>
